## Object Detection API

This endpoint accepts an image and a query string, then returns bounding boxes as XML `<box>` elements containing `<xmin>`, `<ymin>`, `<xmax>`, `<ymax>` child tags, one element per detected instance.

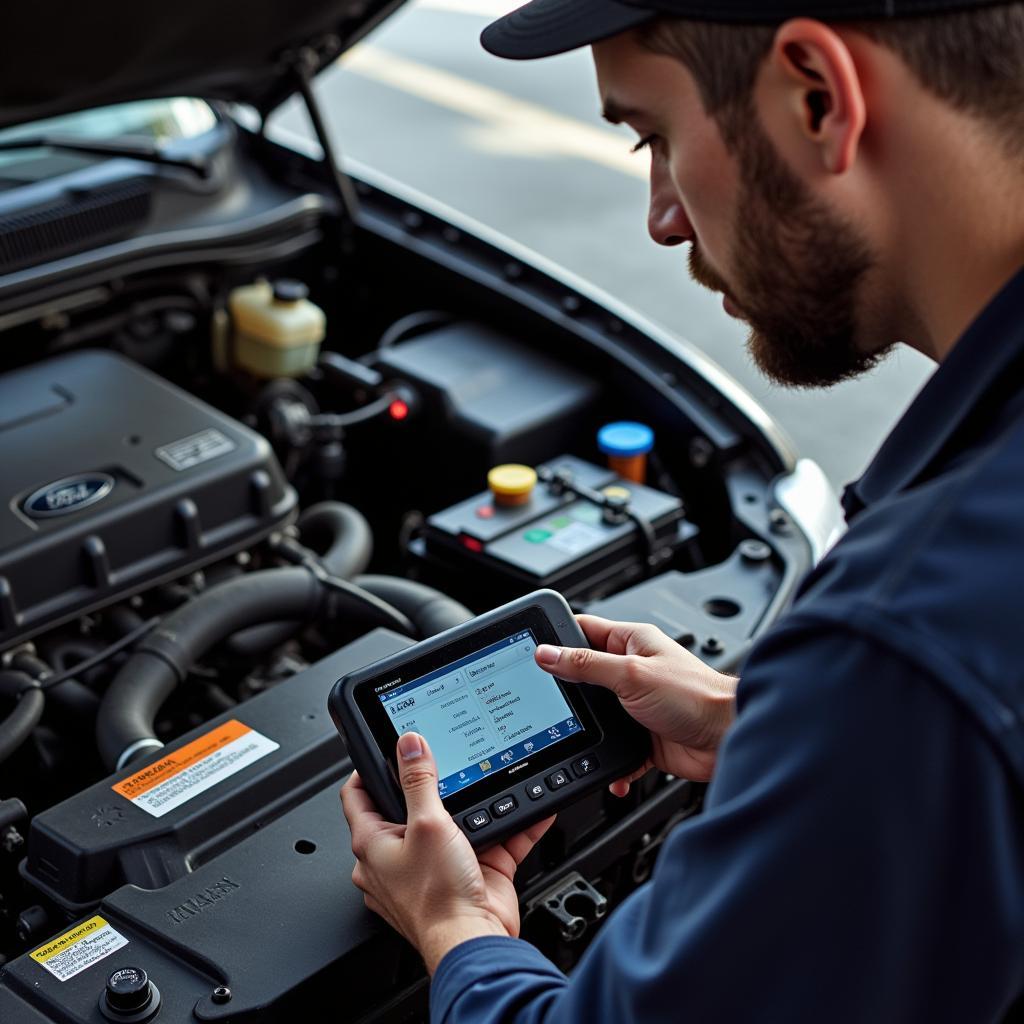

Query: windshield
<box><xmin>0</xmin><ymin>98</ymin><xmax>217</xmax><ymax>181</ymax></box>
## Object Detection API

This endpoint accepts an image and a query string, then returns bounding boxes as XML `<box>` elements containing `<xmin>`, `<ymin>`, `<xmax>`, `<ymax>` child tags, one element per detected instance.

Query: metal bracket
<box><xmin>526</xmin><ymin>871</ymin><xmax>608</xmax><ymax>943</ymax></box>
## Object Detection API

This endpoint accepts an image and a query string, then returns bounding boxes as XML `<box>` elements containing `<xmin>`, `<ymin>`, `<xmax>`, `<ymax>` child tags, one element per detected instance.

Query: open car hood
<box><xmin>0</xmin><ymin>0</ymin><xmax>407</xmax><ymax>131</ymax></box>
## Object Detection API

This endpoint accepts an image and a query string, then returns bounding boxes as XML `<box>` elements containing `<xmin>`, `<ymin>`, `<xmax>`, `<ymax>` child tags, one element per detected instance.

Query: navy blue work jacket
<box><xmin>430</xmin><ymin>267</ymin><xmax>1024</xmax><ymax>1022</ymax></box>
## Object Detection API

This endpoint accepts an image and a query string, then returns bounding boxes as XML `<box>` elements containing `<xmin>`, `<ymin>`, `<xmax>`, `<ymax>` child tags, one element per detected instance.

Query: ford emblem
<box><xmin>23</xmin><ymin>473</ymin><xmax>115</xmax><ymax>519</ymax></box>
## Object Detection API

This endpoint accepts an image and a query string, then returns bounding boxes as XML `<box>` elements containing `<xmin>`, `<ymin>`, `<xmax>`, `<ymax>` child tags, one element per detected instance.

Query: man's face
<box><xmin>593</xmin><ymin>32</ymin><xmax>890</xmax><ymax>388</ymax></box>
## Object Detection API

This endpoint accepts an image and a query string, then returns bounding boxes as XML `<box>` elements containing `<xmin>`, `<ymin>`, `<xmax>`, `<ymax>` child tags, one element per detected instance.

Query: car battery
<box><xmin>411</xmin><ymin>455</ymin><xmax>698</xmax><ymax>604</ymax></box>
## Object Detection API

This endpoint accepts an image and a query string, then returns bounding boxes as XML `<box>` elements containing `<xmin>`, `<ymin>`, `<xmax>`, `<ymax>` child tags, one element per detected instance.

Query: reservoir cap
<box><xmin>598</xmin><ymin>422</ymin><xmax>654</xmax><ymax>457</ymax></box>
<box><xmin>101</xmin><ymin>966</ymin><xmax>161</xmax><ymax>1022</ymax></box>
<box><xmin>104</xmin><ymin>967</ymin><xmax>154</xmax><ymax>1014</ymax></box>
<box><xmin>272</xmin><ymin>279</ymin><xmax>309</xmax><ymax>303</ymax></box>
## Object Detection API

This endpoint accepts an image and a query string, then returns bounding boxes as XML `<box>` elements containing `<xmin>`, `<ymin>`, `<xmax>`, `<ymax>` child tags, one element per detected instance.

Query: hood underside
<box><xmin>0</xmin><ymin>0</ymin><xmax>406</xmax><ymax>131</ymax></box>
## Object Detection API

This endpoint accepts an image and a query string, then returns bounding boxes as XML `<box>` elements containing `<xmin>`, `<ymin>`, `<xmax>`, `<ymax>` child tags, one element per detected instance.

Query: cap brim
<box><xmin>481</xmin><ymin>0</ymin><xmax>656</xmax><ymax>60</ymax></box>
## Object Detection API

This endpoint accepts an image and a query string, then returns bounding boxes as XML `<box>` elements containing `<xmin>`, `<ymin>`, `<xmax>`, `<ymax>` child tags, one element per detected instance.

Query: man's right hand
<box><xmin>534</xmin><ymin>615</ymin><xmax>736</xmax><ymax>790</ymax></box>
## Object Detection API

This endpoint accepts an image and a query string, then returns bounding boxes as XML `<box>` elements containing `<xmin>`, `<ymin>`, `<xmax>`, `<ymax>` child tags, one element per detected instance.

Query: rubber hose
<box><xmin>0</xmin><ymin>672</ymin><xmax>45</xmax><ymax>765</ymax></box>
<box><xmin>12</xmin><ymin>651</ymin><xmax>100</xmax><ymax>723</ymax></box>
<box><xmin>39</xmin><ymin>640</ymin><xmax>99</xmax><ymax>672</ymax></box>
<box><xmin>298</xmin><ymin>502</ymin><xmax>373</xmax><ymax>579</ymax></box>
<box><xmin>354</xmin><ymin>576</ymin><xmax>473</xmax><ymax>636</ymax></box>
<box><xmin>222</xmin><ymin>618</ymin><xmax>301</xmax><ymax>659</ymax></box>
<box><xmin>96</xmin><ymin>567</ymin><xmax>324</xmax><ymax>772</ymax></box>
<box><xmin>46</xmin><ymin>679</ymin><xmax>101</xmax><ymax>722</ymax></box>
<box><xmin>107</xmin><ymin>606</ymin><xmax>147</xmax><ymax>637</ymax></box>
<box><xmin>226</xmin><ymin>501</ymin><xmax>374</xmax><ymax>657</ymax></box>
<box><xmin>0</xmin><ymin>798</ymin><xmax>28</xmax><ymax>830</ymax></box>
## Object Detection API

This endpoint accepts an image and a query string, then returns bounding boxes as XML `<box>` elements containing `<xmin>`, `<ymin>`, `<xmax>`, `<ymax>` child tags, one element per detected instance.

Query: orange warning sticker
<box><xmin>112</xmin><ymin>719</ymin><xmax>278</xmax><ymax>818</ymax></box>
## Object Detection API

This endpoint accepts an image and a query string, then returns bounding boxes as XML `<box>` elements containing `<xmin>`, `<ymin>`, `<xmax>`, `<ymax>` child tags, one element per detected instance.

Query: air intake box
<box><xmin>0</xmin><ymin>350</ymin><xmax>296</xmax><ymax>647</ymax></box>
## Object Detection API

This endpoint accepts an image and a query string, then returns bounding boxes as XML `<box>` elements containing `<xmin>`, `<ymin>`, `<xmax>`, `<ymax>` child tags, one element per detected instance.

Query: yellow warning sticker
<box><xmin>111</xmin><ymin>719</ymin><xmax>279</xmax><ymax>818</ymax></box>
<box><xmin>31</xmin><ymin>916</ymin><xmax>128</xmax><ymax>981</ymax></box>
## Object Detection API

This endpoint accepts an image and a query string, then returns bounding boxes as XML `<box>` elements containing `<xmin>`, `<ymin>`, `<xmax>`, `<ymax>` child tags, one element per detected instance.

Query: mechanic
<box><xmin>341</xmin><ymin>1</ymin><xmax>1024</xmax><ymax>1020</ymax></box>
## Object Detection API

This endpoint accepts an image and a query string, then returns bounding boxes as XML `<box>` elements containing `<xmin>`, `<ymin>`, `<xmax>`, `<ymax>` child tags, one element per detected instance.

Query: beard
<box><xmin>689</xmin><ymin>120</ymin><xmax>889</xmax><ymax>389</ymax></box>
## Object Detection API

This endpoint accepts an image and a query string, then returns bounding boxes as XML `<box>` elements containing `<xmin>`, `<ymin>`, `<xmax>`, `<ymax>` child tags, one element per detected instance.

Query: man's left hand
<box><xmin>340</xmin><ymin>731</ymin><xmax>555</xmax><ymax>974</ymax></box>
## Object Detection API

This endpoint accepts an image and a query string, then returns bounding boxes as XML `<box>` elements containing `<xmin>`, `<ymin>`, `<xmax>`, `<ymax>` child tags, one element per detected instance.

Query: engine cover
<box><xmin>0</xmin><ymin>350</ymin><xmax>296</xmax><ymax>647</ymax></box>
<box><xmin>4</xmin><ymin>630</ymin><xmax>415</xmax><ymax>1024</ymax></box>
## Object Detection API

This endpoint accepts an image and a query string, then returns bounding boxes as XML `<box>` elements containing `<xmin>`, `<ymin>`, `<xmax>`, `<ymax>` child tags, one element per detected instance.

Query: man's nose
<box><xmin>647</xmin><ymin>164</ymin><xmax>692</xmax><ymax>247</ymax></box>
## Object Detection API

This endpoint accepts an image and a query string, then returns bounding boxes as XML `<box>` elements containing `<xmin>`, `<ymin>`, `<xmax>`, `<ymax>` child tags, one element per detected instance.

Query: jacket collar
<box><xmin>842</xmin><ymin>264</ymin><xmax>1024</xmax><ymax>521</ymax></box>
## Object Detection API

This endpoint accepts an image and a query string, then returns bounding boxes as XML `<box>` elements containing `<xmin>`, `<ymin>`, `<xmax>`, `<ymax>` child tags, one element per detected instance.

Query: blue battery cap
<box><xmin>597</xmin><ymin>422</ymin><xmax>654</xmax><ymax>457</ymax></box>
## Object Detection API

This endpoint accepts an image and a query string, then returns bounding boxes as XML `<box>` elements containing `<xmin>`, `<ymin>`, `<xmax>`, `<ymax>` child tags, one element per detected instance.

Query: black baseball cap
<box><xmin>482</xmin><ymin>0</ymin><xmax>1011</xmax><ymax>59</ymax></box>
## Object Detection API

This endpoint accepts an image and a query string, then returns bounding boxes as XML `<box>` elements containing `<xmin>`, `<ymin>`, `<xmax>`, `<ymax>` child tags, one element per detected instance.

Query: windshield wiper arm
<box><xmin>0</xmin><ymin>134</ymin><xmax>211</xmax><ymax>178</ymax></box>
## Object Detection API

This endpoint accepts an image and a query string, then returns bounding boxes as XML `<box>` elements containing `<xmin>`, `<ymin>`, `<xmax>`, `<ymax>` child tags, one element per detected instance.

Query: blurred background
<box><xmin>271</xmin><ymin>0</ymin><xmax>934</xmax><ymax>489</ymax></box>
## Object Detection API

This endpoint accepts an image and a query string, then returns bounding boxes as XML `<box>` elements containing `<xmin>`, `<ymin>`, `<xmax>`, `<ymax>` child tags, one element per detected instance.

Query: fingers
<box><xmin>576</xmin><ymin>615</ymin><xmax>675</xmax><ymax>658</ymax></box>
<box><xmin>536</xmin><ymin>614</ymin><xmax>678</xmax><ymax>691</ymax></box>
<box><xmin>352</xmin><ymin>861</ymin><xmax>367</xmax><ymax>892</ymax></box>
<box><xmin>535</xmin><ymin>640</ymin><xmax>638</xmax><ymax>697</ymax></box>
<box><xmin>608</xmin><ymin>761</ymin><xmax>654</xmax><ymax>798</ymax></box>
<box><xmin>342</xmin><ymin>771</ymin><xmax>389</xmax><ymax>860</ymax></box>
<box><xmin>479</xmin><ymin>815</ymin><xmax>556</xmax><ymax>880</ymax></box>
<box><xmin>503</xmin><ymin>815</ymin><xmax>556</xmax><ymax>865</ymax></box>
<box><xmin>574</xmin><ymin>615</ymin><xmax>631</xmax><ymax>654</ymax></box>
<box><xmin>395</xmin><ymin>732</ymin><xmax>445</xmax><ymax>822</ymax></box>
<box><xmin>478</xmin><ymin>842</ymin><xmax>517</xmax><ymax>879</ymax></box>
<box><xmin>340</xmin><ymin>771</ymin><xmax>385</xmax><ymax>823</ymax></box>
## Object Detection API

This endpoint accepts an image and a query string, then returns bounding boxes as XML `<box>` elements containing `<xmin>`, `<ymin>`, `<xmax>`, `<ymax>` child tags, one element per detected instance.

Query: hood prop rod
<box><xmin>291</xmin><ymin>46</ymin><xmax>361</xmax><ymax>254</ymax></box>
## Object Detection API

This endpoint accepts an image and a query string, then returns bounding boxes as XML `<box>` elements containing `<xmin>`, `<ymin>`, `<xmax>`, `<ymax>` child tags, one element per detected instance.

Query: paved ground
<box><xmin>271</xmin><ymin>0</ymin><xmax>934</xmax><ymax>488</ymax></box>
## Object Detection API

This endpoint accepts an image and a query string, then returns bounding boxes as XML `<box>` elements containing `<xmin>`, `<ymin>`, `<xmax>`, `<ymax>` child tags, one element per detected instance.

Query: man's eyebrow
<box><xmin>601</xmin><ymin>99</ymin><xmax>645</xmax><ymax>125</ymax></box>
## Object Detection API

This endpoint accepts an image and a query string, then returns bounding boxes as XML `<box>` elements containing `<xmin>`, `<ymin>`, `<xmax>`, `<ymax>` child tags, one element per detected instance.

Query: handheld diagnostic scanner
<box><xmin>329</xmin><ymin>590</ymin><xmax>650</xmax><ymax>848</ymax></box>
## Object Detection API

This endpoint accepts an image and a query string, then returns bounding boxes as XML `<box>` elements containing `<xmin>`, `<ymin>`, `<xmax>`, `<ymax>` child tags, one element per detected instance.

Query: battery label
<box><xmin>546</xmin><ymin>521</ymin><xmax>607</xmax><ymax>556</ymax></box>
<box><xmin>112</xmin><ymin>720</ymin><xmax>279</xmax><ymax>818</ymax></box>
<box><xmin>155</xmin><ymin>428</ymin><xmax>236</xmax><ymax>471</ymax></box>
<box><xmin>30</xmin><ymin>916</ymin><xmax>128</xmax><ymax>982</ymax></box>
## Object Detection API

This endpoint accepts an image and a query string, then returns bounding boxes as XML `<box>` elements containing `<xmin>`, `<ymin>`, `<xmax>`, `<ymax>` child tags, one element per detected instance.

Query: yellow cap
<box><xmin>487</xmin><ymin>464</ymin><xmax>537</xmax><ymax>507</ymax></box>
<box><xmin>602</xmin><ymin>485</ymin><xmax>632</xmax><ymax>500</ymax></box>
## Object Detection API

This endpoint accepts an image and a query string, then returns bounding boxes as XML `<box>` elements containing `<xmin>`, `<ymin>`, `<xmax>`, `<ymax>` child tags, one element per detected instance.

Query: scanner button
<box><xmin>492</xmin><ymin>796</ymin><xmax>517</xmax><ymax>817</ymax></box>
<box><xmin>545</xmin><ymin>769</ymin><xmax>571</xmax><ymax>791</ymax></box>
<box><xmin>525</xmin><ymin>782</ymin><xmax>545</xmax><ymax>801</ymax></box>
<box><xmin>572</xmin><ymin>756</ymin><xmax>599</xmax><ymax>778</ymax></box>
<box><xmin>465</xmin><ymin>810</ymin><xmax>492</xmax><ymax>832</ymax></box>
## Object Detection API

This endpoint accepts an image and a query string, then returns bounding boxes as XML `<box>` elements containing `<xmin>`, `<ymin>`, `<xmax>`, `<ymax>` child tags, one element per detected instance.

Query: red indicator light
<box><xmin>389</xmin><ymin>399</ymin><xmax>410</xmax><ymax>421</ymax></box>
<box><xmin>476</xmin><ymin>505</ymin><xmax>495</xmax><ymax>519</ymax></box>
<box><xmin>460</xmin><ymin>535</ymin><xmax>484</xmax><ymax>553</ymax></box>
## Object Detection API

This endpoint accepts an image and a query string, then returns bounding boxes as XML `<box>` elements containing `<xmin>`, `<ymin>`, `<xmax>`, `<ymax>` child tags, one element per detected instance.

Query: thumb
<box><xmin>535</xmin><ymin>643</ymin><xmax>635</xmax><ymax>698</ymax></box>
<box><xmin>396</xmin><ymin>732</ymin><xmax>444</xmax><ymax>820</ymax></box>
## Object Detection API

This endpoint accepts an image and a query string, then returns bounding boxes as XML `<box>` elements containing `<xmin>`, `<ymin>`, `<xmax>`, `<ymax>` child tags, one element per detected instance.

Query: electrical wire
<box><xmin>376</xmin><ymin>310</ymin><xmax>453</xmax><ymax>350</ymax></box>
<box><xmin>37</xmin><ymin>617</ymin><xmax>160</xmax><ymax>691</ymax></box>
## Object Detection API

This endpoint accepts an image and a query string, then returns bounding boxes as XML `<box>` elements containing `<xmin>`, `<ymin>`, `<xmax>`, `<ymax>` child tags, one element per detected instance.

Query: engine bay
<box><xmin>0</xmin><ymin>116</ymin><xmax>815</xmax><ymax>1022</ymax></box>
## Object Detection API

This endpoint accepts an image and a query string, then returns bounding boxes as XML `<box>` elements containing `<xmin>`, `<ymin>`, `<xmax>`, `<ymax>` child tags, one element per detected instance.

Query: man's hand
<box><xmin>340</xmin><ymin>732</ymin><xmax>555</xmax><ymax>974</ymax></box>
<box><xmin>535</xmin><ymin>615</ymin><xmax>736</xmax><ymax>791</ymax></box>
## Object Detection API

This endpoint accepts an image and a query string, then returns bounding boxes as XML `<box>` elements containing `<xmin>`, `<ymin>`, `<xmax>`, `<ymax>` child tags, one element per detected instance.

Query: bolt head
<box><xmin>688</xmin><ymin>437</ymin><xmax>714</xmax><ymax>469</ymax></box>
<box><xmin>212</xmin><ymin>986</ymin><xmax>232</xmax><ymax>1005</ymax></box>
<box><xmin>739</xmin><ymin>539</ymin><xmax>772</xmax><ymax>563</ymax></box>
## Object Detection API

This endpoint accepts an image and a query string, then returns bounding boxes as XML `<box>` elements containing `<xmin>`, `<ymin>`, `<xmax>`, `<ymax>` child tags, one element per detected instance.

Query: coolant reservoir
<box><xmin>228</xmin><ymin>279</ymin><xmax>326</xmax><ymax>378</ymax></box>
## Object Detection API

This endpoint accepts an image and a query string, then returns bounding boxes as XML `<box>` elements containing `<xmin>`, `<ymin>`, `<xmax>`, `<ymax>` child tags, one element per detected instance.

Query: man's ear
<box><xmin>766</xmin><ymin>18</ymin><xmax>867</xmax><ymax>175</ymax></box>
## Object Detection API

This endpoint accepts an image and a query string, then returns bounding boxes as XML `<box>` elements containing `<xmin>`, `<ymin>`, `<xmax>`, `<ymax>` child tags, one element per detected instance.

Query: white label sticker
<box><xmin>154</xmin><ymin>428</ymin><xmax>236</xmax><ymax>471</ymax></box>
<box><xmin>31</xmin><ymin>916</ymin><xmax>128</xmax><ymax>982</ymax></box>
<box><xmin>546</xmin><ymin>521</ymin><xmax>608</xmax><ymax>556</ymax></box>
<box><xmin>112</xmin><ymin>720</ymin><xmax>279</xmax><ymax>819</ymax></box>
